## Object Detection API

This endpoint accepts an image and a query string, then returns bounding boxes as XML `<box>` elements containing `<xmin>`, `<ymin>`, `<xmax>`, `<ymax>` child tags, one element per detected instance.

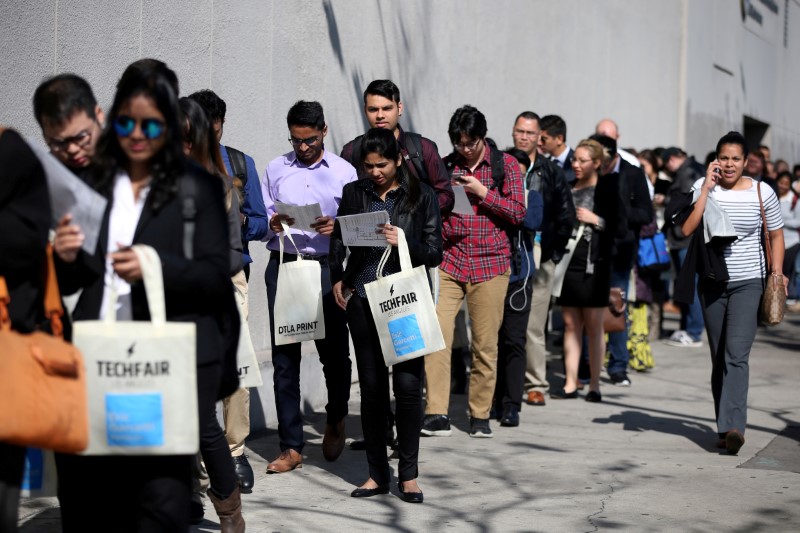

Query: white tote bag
<box><xmin>234</xmin><ymin>286</ymin><xmax>262</xmax><ymax>388</ymax></box>
<box><xmin>272</xmin><ymin>224</ymin><xmax>326</xmax><ymax>346</ymax></box>
<box><xmin>72</xmin><ymin>245</ymin><xmax>199</xmax><ymax>455</ymax></box>
<box><xmin>551</xmin><ymin>223</ymin><xmax>585</xmax><ymax>299</ymax></box>
<box><xmin>364</xmin><ymin>228</ymin><xmax>446</xmax><ymax>366</ymax></box>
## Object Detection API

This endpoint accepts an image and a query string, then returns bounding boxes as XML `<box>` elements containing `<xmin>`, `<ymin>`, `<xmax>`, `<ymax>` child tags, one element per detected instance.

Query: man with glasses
<box><xmin>511</xmin><ymin>111</ymin><xmax>576</xmax><ymax>408</ymax></box>
<box><xmin>33</xmin><ymin>73</ymin><xmax>104</xmax><ymax>172</ymax></box>
<box><xmin>422</xmin><ymin>105</ymin><xmax>525</xmax><ymax>439</ymax></box>
<box><xmin>261</xmin><ymin>101</ymin><xmax>355</xmax><ymax>473</ymax></box>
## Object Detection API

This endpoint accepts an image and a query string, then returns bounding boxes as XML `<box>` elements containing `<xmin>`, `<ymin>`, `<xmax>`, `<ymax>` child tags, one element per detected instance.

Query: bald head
<box><xmin>595</xmin><ymin>119</ymin><xmax>619</xmax><ymax>140</ymax></box>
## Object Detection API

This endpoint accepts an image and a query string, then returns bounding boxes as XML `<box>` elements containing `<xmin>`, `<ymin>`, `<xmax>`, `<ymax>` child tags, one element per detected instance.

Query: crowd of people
<box><xmin>0</xmin><ymin>59</ymin><xmax>796</xmax><ymax>531</ymax></box>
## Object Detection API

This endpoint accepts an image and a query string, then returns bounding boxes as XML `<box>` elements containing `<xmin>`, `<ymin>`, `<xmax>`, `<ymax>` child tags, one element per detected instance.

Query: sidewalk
<box><xmin>19</xmin><ymin>314</ymin><xmax>800</xmax><ymax>532</ymax></box>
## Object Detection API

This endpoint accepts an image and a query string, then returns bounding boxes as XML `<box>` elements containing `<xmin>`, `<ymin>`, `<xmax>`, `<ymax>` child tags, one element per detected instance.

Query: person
<box><xmin>422</xmin><ymin>105</ymin><xmax>526</xmax><ymax>438</ymax></box>
<box><xmin>33</xmin><ymin>73</ymin><xmax>104</xmax><ymax>173</ymax></box>
<box><xmin>594</xmin><ymin>118</ymin><xmax>641</xmax><ymax>168</ymax></box>
<box><xmin>0</xmin><ymin>127</ymin><xmax>51</xmax><ymax>533</ymax></box>
<box><xmin>671</xmin><ymin>131</ymin><xmax>785</xmax><ymax>455</ymax></box>
<box><xmin>329</xmin><ymin>128</ymin><xmax>441</xmax><ymax>503</ymax></box>
<box><xmin>551</xmin><ymin>139</ymin><xmax>624</xmax><ymax>403</ymax></box>
<box><xmin>261</xmin><ymin>101</ymin><xmax>354</xmax><ymax>472</ymax></box>
<box><xmin>776</xmin><ymin>171</ymin><xmax>800</xmax><ymax>308</ymax></box>
<box><xmin>510</xmin><ymin>111</ymin><xmax>576</xmax><ymax>407</ymax></box>
<box><xmin>52</xmin><ymin>61</ymin><xmax>244</xmax><ymax>532</ymax></box>
<box><xmin>491</xmin><ymin>147</ymin><xmax>543</xmax><ymax>426</ymax></box>
<box><xmin>187</xmin><ymin>88</ymin><xmax>267</xmax><ymax>494</ymax></box>
<box><xmin>538</xmin><ymin>114</ymin><xmax>575</xmax><ymax>183</ymax></box>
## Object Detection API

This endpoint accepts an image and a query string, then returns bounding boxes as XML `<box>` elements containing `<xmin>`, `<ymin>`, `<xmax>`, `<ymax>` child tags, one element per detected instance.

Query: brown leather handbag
<box><xmin>756</xmin><ymin>182</ymin><xmax>786</xmax><ymax>326</ymax></box>
<box><xmin>603</xmin><ymin>287</ymin><xmax>627</xmax><ymax>333</ymax></box>
<box><xmin>0</xmin><ymin>245</ymin><xmax>88</xmax><ymax>453</ymax></box>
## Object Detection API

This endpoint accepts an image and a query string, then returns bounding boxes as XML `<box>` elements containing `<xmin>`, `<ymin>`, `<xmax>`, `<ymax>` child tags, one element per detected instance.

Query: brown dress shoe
<box><xmin>725</xmin><ymin>430</ymin><xmax>745</xmax><ymax>455</ymax></box>
<box><xmin>322</xmin><ymin>419</ymin><xmax>346</xmax><ymax>461</ymax></box>
<box><xmin>526</xmin><ymin>390</ymin><xmax>546</xmax><ymax>406</ymax></box>
<box><xmin>267</xmin><ymin>449</ymin><xmax>303</xmax><ymax>473</ymax></box>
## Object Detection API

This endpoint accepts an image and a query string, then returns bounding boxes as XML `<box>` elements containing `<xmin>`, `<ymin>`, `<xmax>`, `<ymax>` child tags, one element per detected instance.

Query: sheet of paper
<box><xmin>337</xmin><ymin>211</ymin><xmax>391</xmax><ymax>247</ymax></box>
<box><xmin>26</xmin><ymin>138</ymin><xmax>108</xmax><ymax>255</ymax></box>
<box><xmin>451</xmin><ymin>185</ymin><xmax>474</xmax><ymax>215</ymax></box>
<box><xmin>274</xmin><ymin>201</ymin><xmax>324</xmax><ymax>232</ymax></box>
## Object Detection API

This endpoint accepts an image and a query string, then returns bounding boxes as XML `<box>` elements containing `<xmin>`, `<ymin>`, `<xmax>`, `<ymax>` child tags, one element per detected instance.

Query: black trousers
<box><xmin>494</xmin><ymin>279</ymin><xmax>534</xmax><ymax>411</ymax></box>
<box><xmin>347</xmin><ymin>296</ymin><xmax>423</xmax><ymax>485</ymax></box>
<box><xmin>0</xmin><ymin>442</ymin><xmax>25</xmax><ymax>533</ymax></box>
<box><xmin>55</xmin><ymin>363</ymin><xmax>235</xmax><ymax>532</ymax></box>
<box><xmin>265</xmin><ymin>254</ymin><xmax>351</xmax><ymax>452</ymax></box>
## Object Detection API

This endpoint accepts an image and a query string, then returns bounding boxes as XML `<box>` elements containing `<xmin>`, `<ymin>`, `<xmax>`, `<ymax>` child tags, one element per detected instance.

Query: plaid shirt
<box><xmin>441</xmin><ymin>145</ymin><xmax>526</xmax><ymax>283</ymax></box>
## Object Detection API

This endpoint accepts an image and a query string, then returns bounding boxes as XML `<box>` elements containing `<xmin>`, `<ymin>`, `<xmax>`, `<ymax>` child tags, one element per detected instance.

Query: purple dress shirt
<box><xmin>262</xmin><ymin>149</ymin><xmax>357</xmax><ymax>255</ymax></box>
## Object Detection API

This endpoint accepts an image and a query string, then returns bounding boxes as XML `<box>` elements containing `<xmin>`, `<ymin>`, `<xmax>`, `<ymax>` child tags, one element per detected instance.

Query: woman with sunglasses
<box><xmin>330</xmin><ymin>128</ymin><xmax>442</xmax><ymax>503</ymax></box>
<box><xmin>53</xmin><ymin>61</ymin><xmax>243</xmax><ymax>532</ymax></box>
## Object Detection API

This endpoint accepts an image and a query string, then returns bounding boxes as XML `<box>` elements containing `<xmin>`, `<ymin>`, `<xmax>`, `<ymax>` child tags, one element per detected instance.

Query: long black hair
<box><xmin>359</xmin><ymin>127</ymin><xmax>420</xmax><ymax>213</ymax></box>
<box><xmin>91</xmin><ymin>61</ymin><xmax>185</xmax><ymax>211</ymax></box>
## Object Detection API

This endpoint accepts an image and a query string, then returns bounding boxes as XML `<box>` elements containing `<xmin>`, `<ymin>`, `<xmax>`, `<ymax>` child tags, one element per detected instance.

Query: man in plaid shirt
<box><xmin>422</xmin><ymin>106</ymin><xmax>526</xmax><ymax>438</ymax></box>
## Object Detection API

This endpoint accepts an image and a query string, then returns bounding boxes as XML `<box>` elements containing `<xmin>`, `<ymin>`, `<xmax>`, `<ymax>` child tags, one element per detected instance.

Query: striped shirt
<box><xmin>692</xmin><ymin>178</ymin><xmax>783</xmax><ymax>281</ymax></box>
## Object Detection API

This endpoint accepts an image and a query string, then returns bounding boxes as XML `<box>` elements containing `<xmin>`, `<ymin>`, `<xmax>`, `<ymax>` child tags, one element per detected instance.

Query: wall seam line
<box><xmin>53</xmin><ymin>0</ymin><xmax>58</xmax><ymax>74</ymax></box>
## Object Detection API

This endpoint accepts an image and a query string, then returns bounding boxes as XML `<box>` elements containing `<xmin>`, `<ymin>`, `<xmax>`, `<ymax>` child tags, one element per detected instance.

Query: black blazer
<box><xmin>587</xmin><ymin>173</ymin><xmax>627</xmax><ymax>265</ymax></box>
<box><xmin>56</xmin><ymin>165</ymin><xmax>234</xmax><ymax>367</ymax></box>
<box><xmin>613</xmin><ymin>158</ymin><xmax>655</xmax><ymax>270</ymax></box>
<box><xmin>329</xmin><ymin>177</ymin><xmax>442</xmax><ymax>288</ymax></box>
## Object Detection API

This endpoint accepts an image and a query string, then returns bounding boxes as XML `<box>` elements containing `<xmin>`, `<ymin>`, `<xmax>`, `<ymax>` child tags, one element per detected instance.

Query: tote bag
<box><xmin>364</xmin><ymin>228</ymin><xmax>446</xmax><ymax>366</ymax></box>
<box><xmin>272</xmin><ymin>223</ymin><xmax>326</xmax><ymax>345</ymax></box>
<box><xmin>637</xmin><ymin>232</ymin><xmax>670</xmax><ymax>273</ymax></box>
<box><xmin>234</xmin><ymin>285</ymin><xmax>262</xmax><ymax>388</ymax></box>
<box><xmin>72</xmin><ymin>245</ymin><xmax>199</xmax><ymax>455</ymax></box>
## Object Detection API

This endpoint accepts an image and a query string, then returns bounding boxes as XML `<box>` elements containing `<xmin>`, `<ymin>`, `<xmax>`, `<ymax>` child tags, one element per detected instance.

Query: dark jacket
<box><xmin>587</xmin><ymin>173</ymin><xmax>628</xmax><ymax>264</ymax></box>
<box><xmin>56</xmin><ymin>165</ymin><xmax>236</xmax><ymax>367</ymax></box>
<box><xmin>509</xmin><ymin>190</ymin><xmax>544</xmax><ymax>284</ymax></box>
<box><xmin>329</xmin><ymin>177</ymin><xmax>442</xmax><ymax>288</ymax></box>
<box><xmin>665</xmin><ymin>157</ymin><xmax>704</xmax><ymax>249</ymax></box>
<box><xmin>527</xmin><ymin>154</ymin><xmax>576</xmax><ymax>263</ymax></box>
<box><xmin>612</xmin><ymin>158</ymin><xmax>655</xmax><ymax>271</ymax></box>
<box><xmin>0</xmin><ymin>130</ymin><xmax>51</xmax><ymax>333</ymax></box>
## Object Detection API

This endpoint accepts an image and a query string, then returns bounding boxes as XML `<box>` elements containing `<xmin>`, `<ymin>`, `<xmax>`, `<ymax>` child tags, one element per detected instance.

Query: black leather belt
<box><xmin>270</xmin><ymin>251</ymin><xmax>328</xmax><ymax>265</ymax></box>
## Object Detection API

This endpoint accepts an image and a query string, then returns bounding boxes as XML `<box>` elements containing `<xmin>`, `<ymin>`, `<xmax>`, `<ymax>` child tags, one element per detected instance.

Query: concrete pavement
<box><xmin>19</xmin><ymin>313</ymin><xmax>800</xmax><ymax>532</ymax></box>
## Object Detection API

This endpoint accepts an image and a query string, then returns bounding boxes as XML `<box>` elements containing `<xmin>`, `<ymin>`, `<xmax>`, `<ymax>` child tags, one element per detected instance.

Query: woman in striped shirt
<box><xmin>681</xmin><ymin>131</ymin><xmax>786</xmax><ymax>456</ymax></box>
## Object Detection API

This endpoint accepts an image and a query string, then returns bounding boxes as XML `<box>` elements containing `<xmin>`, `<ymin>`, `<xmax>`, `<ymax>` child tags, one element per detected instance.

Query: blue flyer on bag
<box><xmin>22</xmin><ymin>448</ymin><xmax>44</xmax><ymax>491</ymax></box>
<box><xmin>106</xmin><ymin>392</ymin><xmax>164</xmax><ymax>447</ymax></box>
<box><xmin>388</xmin><ymin>314</ymin><xmax>425</xmax><ymax>356</ymax></box>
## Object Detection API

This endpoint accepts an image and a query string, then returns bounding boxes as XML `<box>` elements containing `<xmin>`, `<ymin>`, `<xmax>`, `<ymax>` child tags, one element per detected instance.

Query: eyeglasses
<box><xmin>47</xmin><ymin>129</ymin><xmax>94</xmax><ymax>153</ymax></box>
<box><xmin>513</xmin><ymin>129</ymin><xmax>540</xmax><ymax>138</ymax></box>
<box><xmin>454</xmin><ymin>138</ymin><xmax>482</xmax><ymax>151</ymax></box>
<box><xmin>113</xmin><ymin>116</ymin><xmax>166</xmax><ymax>139</ymax></box>
<box><xmin>288</xmin><ymin>135</ymin><xmax>321</xmax><ymax>147</ymax></box>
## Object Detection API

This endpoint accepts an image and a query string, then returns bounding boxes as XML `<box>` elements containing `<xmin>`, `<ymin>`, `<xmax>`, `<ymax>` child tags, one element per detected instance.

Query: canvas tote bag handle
<box><xmin>375</xmin><ymin>227</ymin><xmax>413</xmax><ymax>279</ymax></box>
<box><xmin>278</xmin><ymin>220</ymin><xmax>305</xmax><ymax>265</ymax></box>
<box><xmin>101</xmin><ymin>245</ymin><xmax>166</xmax><ymax>326</ymax></box>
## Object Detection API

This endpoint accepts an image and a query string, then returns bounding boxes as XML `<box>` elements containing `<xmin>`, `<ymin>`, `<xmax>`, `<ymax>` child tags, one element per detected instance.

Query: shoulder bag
<box><xmin>756</xmin><ymin>182</ymin><xmax>785</xmax><ymax>326</ymax></box>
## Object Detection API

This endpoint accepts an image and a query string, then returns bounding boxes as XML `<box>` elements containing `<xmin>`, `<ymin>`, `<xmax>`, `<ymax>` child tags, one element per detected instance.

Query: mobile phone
<box><xmin>713</xmin><ymin>167</ymin><xmax>721</xmax><ymax>175</ymax></box>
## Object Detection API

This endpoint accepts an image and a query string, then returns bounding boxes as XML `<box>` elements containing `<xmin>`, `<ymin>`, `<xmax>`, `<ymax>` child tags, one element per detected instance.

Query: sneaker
<box><xmin>609</xmin><ymin>371</ymin><xmax>631</xmax><ymax>386</ymax></box>
<box><xmin>469</xmin><ymin>417</ymin><xmax>494</xmax><ymax>438</ymax></box>
<box><xmin>420</xmin><ymin>414</ymin><xmax>452</xmax><ymax>437</ymax></box>
<box><xmin>663</xmin><ymin>330</ymin><xmax>703</xmax><ymax>348</ymax></box>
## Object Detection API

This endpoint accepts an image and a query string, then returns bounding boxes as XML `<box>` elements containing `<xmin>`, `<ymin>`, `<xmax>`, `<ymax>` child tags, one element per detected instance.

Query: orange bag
<box><xmin>0</xmin><ymin>245</ymin><xmax>88</xmax><ymax>453</ymax></box>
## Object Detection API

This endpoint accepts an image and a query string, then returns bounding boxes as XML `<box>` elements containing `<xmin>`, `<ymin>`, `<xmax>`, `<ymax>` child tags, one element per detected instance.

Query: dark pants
<box><xmin>347</xmin><ymin>296</ymin><xmax>423</xmax><ymax>485</ymax></box>
<box><xmin>265</xmin><ymin>254</ymin><xmax>351</xmax><ymax>452</ymax></box>
<box><xmin>197</xmin><ymin>363</ymin><xmax>238</xmax><ymax>500</ymax></box>
<box><xmin>606</xmin><ymin>267</ymin><xmax>632</xmax><ymax>374</ymax></box>
<box><xmin>494</xmin><ymin>279</ymin><xmax>533</xmax><ymax>411</ymax></box>
<box><xmin>0</xmin><ymin>443</ymin><xmax>25</xmax><ymax>533</ymax></box>
<box><xmin>698</xmin><ymin>278</ymin><xmax>762</xmax><ymax>437</ymax></box>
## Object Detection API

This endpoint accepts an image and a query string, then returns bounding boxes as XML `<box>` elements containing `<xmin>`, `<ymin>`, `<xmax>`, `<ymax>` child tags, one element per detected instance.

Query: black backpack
<box><xmin>350</xmin><ymin>131</ymin><xmax>429</xmax><ymax>185</ymax></box>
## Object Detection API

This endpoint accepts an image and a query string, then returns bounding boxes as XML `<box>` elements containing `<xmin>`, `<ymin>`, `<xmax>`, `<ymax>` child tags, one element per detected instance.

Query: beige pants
<box><xmin>424</xmin><ymin>269</ymin><xmax>509</xmax><ymax>419</ymax></box>
<box><xmin>223</xmin><ymin>271</ymin><xmax>250</xmax><ymax>456</ymax></box>
<box><xmin>524</xmin><ymin>247</ymin><xmax>554</xmax><ymax>392</ymax></box>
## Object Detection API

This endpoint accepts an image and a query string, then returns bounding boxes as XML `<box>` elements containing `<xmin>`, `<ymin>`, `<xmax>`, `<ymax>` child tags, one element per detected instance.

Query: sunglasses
<box><xmin>113</xmin><ymin>115</ymin><xmax>166</xmax><ymax>139</ymax></box>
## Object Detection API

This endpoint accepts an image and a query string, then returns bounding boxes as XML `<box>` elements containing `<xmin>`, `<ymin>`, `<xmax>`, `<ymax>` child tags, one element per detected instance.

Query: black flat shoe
<box><xmin>398</xmin><ymin>482</ymin><xmax>424</xmax><ymax>503</ymax></box>
<box><xmin>351</xmin><ymin>485</ymin><xmax>389</xmax><ymax>498</ymax></box>
<box><xmin>585</xmin><ymin>390</ymin><xmax>602</xmax><ymax>403</ymax></box>
<box><xmin>550</xmin><ymin>388</ymin><xmax>579</xmax><ymax>399</ymax></box>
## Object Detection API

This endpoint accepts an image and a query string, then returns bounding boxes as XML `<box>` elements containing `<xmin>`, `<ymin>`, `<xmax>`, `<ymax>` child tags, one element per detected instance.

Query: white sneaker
<box><xmin>663</xmin><ymin>330</ymin><xmax>703</xmax><ymax>348</ymax></box>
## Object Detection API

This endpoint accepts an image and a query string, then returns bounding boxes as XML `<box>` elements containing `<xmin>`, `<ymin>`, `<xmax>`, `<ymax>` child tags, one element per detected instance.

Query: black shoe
<box><xmin>351</xmin><ymin>485</ymin><xmax>389</xmax><ymax>498</ymax></box>
<box><xmin>585</xmin><ymin>390</ymin><xmax>602</xmax><ymax>403</ymax></box>
<box><xmin>232</xmin><ymin>455</ymin><xmax>254</xmax><ymax>494</ymax></box>
<box><xmin>190</xmin><ymin>499</ymin><xmax>204</xmax><ymax>525</ymax></box>
<box><xmin>610</xmin><ymin>371</ymin><xmax>631</xmax><ymax>386</ymax></box>
<box><xmin>489</xmin><ymin>403</ymin><xmax>501</xmax><ymax>421</ymax></box>
<box><xmin>500</xmin><ymin>406</ymin><xmax>520</xmax><ymax>427</ymax></box>
<box><xmin>420</xmin><ymin>414</ymin><xmax>452</xmax><ymax>436</ymax></box>
<box><xmin>468</xmin><ymin>417</ymin><xmax>493</xmax><ymax>438</ymax></box>
<box><xmin>349</xmin><ymin>438</ymin><xmax>366</xmax><ymax>450</ymax></box>
<box><xmin>550</xmin><ymin>388</ymin><xmax>579</xmax><ymax>399</ymax></box>
<box><xmin>398</xmin><ymin>481</ymin><xmax>424</xmax><ymax>503</ymax></box>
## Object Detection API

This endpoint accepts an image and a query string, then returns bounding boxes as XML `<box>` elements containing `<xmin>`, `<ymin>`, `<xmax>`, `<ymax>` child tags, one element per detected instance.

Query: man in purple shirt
<box><xmin>261</xmin><ymin>101</ymin><xmax>356</xmax><ymax>473</ymax></box>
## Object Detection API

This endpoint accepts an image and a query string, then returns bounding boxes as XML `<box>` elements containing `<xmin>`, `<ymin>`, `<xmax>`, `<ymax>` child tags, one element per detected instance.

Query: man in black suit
<box><xmin>539</xmin><ymin>115</ymin><xmax>575</xmax><ymax>184</ymax></box>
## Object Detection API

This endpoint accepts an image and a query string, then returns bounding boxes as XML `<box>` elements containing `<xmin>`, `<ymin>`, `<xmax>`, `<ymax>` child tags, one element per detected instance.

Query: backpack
<box><xmin>225</xmin><ymin>146</ymin><xmax>248</xmax><ymax>211</ymax></box>
<box><xmin>350</xmin><ymin>131</ymin><xmax>429</xmax><ymax>185</ymax></box>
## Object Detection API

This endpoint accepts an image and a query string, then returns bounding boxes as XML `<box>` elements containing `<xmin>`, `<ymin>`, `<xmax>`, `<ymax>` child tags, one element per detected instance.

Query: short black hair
<box><xmin>539</xmin><ymin>115</ymin><xmax>567</xmax><ymax>142</ymax></box>
<box><xmin>286</xmin><ymin>100</ymin><xmax>325</xmax><ymax>130</ymax></box>
<box><xmin>125</xmin><ymin>58</ymin><xmax>180</xmax><ymax>95</ymax></box>
<box><xmin>515</xmin><ymin>111</ymin><xmax>540</xmax><ymax>123</ymax></box>
<box><xmin>188</xmin><ymin>89</ymin><xmax>227</xmax><ymax>123</ymax></box>
<box><xmin>589</xmin><ymin>133</ymin><xmax>617</xmax><ymax>156</ymax></box>
<box><xmin>33</xmin><ymin>73</ymin><xmax>98</xmax><ymax>128</ymax></box>
<box><xmin>504</xmin><ymin>147</ymin><xmax>531</xmax><ymax>170</ymax></box>
<box><xmin>776</xmin><ymin>170</ymin><xmax>792</xmax><ymax>183</ymax></box>
<box><xmin>716</xmin><ymin>131</ymin><xmax>749</xmax><ymax>159</ymax></box>
<box><xmin>363</xmin><ymin>79</ymin><xmax>400</xmax><ymax>104</ymax></box>
<box><xmin>448</xmin><ymin>105</ymin><xmax>487</xmax><ymax>145</ymax></box>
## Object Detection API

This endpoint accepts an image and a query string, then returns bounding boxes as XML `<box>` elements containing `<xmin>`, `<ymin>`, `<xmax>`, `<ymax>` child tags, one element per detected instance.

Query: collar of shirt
<box><xmin>555</xmin><ymin>146</ymin><xmax>571</xmax><ymax>168</ymax></box>
<box><xmin>364</xmin><ymin>178</ymin><xmax>408</xmax><ymax>200</ymax></box>
<box><xmin>284</xmin><ymin>149</ymin><xmax>332</xmax><ymax>170</ymax></box>
<box><xmin>452</xmin><ymin>142</ymin><xmax>493</xmax><ymax>172</ymax></box>
<box><xmin>612</xmin><ymin>155</ymin><xmax>621</xmax><ymax>174</ymax></box>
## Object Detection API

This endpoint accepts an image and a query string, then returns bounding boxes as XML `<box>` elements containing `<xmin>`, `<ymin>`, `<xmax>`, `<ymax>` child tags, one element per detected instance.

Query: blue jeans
<box><xmin>606</xmin><ymin>267</ymin><xmax>631</xmax><ymax>374</ymax></box>
<box><xmin>676</xmin><ymin>247</ymin><xmax>705</xmax><ymax>341</ymax></box>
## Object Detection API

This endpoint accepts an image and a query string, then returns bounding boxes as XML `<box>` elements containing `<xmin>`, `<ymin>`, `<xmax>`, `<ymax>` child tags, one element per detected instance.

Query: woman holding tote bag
<box><xmin>52</xmin><ymin>61</ymin><xmax>242</xmax><ymax>531</ymax></box>
<box><xmin>330</xmin><ymin>128</ymin><xmax>442</xmax><ymax>503</ymax></box>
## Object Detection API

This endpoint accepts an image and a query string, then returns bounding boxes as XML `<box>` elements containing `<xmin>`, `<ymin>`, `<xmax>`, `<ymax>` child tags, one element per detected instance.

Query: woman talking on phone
<box><xmin>670</xmin><ymin>131</ymin><xmax>785</xmax><ymax>455</ymax></box>
<box><xmin>330</xmin><ymin>128</ymin><xmax>442</xmax><ymax>503</ymax></box>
